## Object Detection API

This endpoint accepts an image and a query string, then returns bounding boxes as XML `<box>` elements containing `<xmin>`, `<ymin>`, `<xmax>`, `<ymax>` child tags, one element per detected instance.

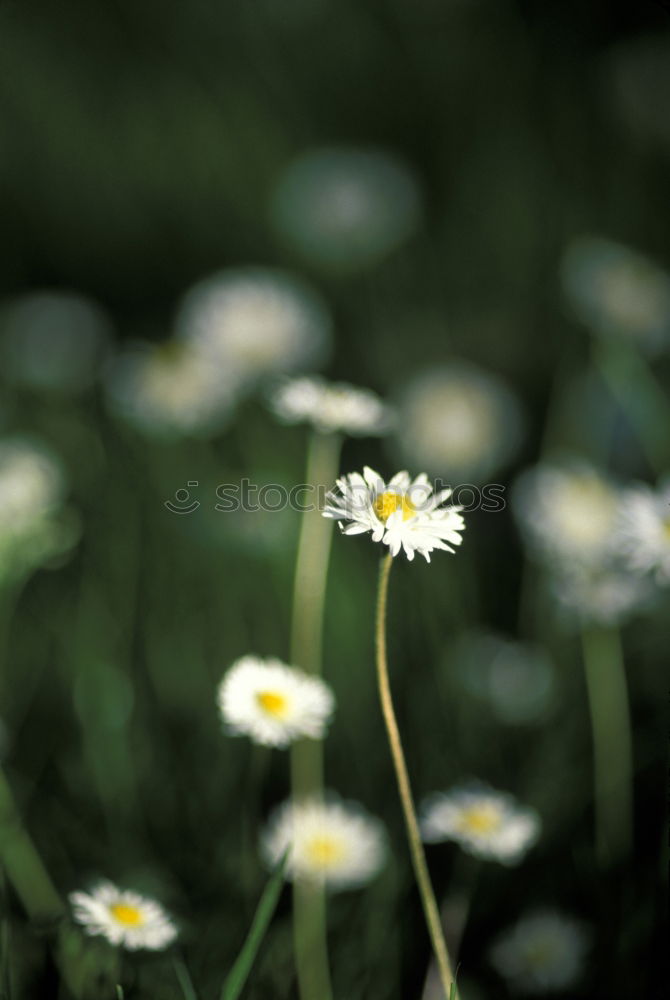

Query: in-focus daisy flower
<box><xmin>104</xmin><ymin>339</ymin><xmax>237</xmax><ymax>438</ymax></box>
<box><xmin>217</xmin><ymin>655</ymin><xmax>335</xmax><ymax>748</ymax></box>
<box><xmin>261</xmin><ymin>795</ymin><xmax>386</xmax><ymax>890</ymax></box>
<box><xmin>512</xmin><ymin>460</ymin><xmax>621</xmax><ymax>569</ymax></box>
<box><xmin>0</xmin><ymin>291</ymin><xmax>112</xmax><ymax>393</ymax></box>
<box><xmin>562</xmin><ymin>237</ymin><xmax>670</xmax><ymax>355</ymax></box>
<box><xmin>69</xmin><ymin>881</ymin><xmax>178</xmax><ymax>951</ymax></box>
<box><xmin>270</xmin><ymin>376</ymin><xmax>393</xmax><ymax>437</ymax></box>
<box><xmin>453</xmin><ymin>632</ymin><xmax>555</xmax><ymax>726</ymax></box>
<box><xmin>271</xmin><ymin>146</ymin><xmax>421</xmax><ymax>273</ymax></box>
<box><xmin>323</xmin><ymin>466</ymin><xmax>464</xmax><ymax>562</ymax></box>
<box><xmin>616</xmin><ymin>479</ymin><xmax>670</xmax><ymax>584</ymax></box>
<box><xmin>396</xmin><ymin>364</ymin><xmax>524</xmax><ymax>481</ymax></box>
<box><xmin>552</xmin><ymin>564</ymin><xmax>654</xmax><ymax>627</ymax></box>
<box><xmin>420</xmin><ymin>784</ymin><xmax>540</xmax><ymax>865</ymax></box>
<box><xmin>0</xmin><ymin>437</ymin><xmax>77</xmax><ymax>584</ymax></box>
<box><xmin>176</xmin><ymin>268</ymin><xmax>332</xmax><ymax>383</ymax></box>
<box><xmin>489</xmin><ymin>910</ymin><xmax>591</xmax><ymax>994</ymax></box>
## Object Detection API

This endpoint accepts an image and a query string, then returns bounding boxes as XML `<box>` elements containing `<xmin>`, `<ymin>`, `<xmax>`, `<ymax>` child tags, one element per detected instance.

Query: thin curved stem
<box><xmin>375</xmin><ymin>554</ymin><xmax>459</xmax><ymax>1000</ymax></box>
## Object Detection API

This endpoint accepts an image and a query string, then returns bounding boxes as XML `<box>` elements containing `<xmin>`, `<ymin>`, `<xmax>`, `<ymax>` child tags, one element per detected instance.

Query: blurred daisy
<box><xmin>608</xmin><ymin>35</ymin><xmax>670</xmax><ymax>157</ymax></box>
<box><xmin>217</xmin><ymin>655</ymin><xmax>335</xmax><ymax>748</ymax></box>
<box><xmin>0</xmin><ymin>437</ymin><xmax>76</xmax><ymax>583</ymax></box>
<box><xmin>552</xmin><ymin>564</ymin><xmax>654</xmax><ymax>627</ymax></box>
<box><xmin>420</xmin><ymin>784</ymin><xmax>540</xmax><ymax>865</ymax></box>
<box><xmin>270</xmin><ymin>376</ymin><xmax>393</xmax><ymax>436</ymax></box>
<box><xmin>271</xmin><ymin>146</ymin><xmax>421</xmax><ymax>273</ymax></box>
<box><xmin>512</xmin><ymin>460</ymin><xmax>621</xmax><ymax>569</ymax></box>
<box><xmin>323</xmin><ymin>466</ymin><xmax>465</xmax><ymax>562</ymax></box>
<box><xmin>489</xmin><ymin>910</ymin><xmax>590</xmax><ymax>993</ymax></box>
<box><xmin>261</xmin><ymin>795</ymin><xmax>386</xmax><ymax>889</ymax></box>
<box><xmin>396</xmin><ymin>364</ymin><xmax>524</xmax><ymax>481</ymax></box>
<box><xmin>104</xmin><ymin>339</ymin><xmax>237</xmax><ymax>438</ymax></box>
<box><xmin>0</xmin><ymin>291</ymin><xmax>112</xmax><ymax>393</ymax></box>
<box><xmin>69</xmin><ymin>881</ymin><xmax>177</xmax><ymax>951</ymax></box>
<box><xmin>562</xmin><ymin>237</ymin><xmax>670</xmax><ymax>355</ymax></box>
<box><xmin>617</xmin><ymin>479</ymin><xmax>670</xmax><ymax>584</ymax></box>
<box><xmin>176</xmin><ymin>268</ymin><xmax>332</xmax><ymax>382</ymax></box>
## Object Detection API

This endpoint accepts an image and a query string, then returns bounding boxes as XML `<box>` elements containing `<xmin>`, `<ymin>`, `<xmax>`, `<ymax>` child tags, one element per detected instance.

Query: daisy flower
<box><xmin>489</xmin><ymin>909</ymin><xmax>591</xmax><ymax>993</ymax></box>
<box><xmin>552</xmin><ymin>564</ymin><xmax>654</xmax><ymax>627</ymax></box>
<box><xmin>0</xmin><ymin>290</ymin><xmax>112</xmax><ymax>393</ymax></box>
<box><xmin>562</xmin><ymin>236</ymin><xmax>670</xmax><ymax>355</ymax></box>
<box><xmin>217</xmin><ymin>655</ymin><xmax>335</xmax><ymax>748</ymax></box>
<box><xmin>271</xmin><ymin>146</ymin><xmax>421</xmax><ymax>273</ymax></box>
<box><xmin>270</xmin><ymin>375</ymin><xmax>393</xmax><ymax>436</ymax></box>
<box><xmin>104</xmin><ymin>339</ymin><xmax>237</xmax><ymax>438</ymax></box>
<box><xmin>323</xmin><ymin>466</ymin><xmax>465</xmax><ymax>562</ymax></box>
<box><xmin>261</xmin><ymin>795</ymin><xmax>387</xmax><ymax>890</ymax></box>
<box><xmin>396</xmin><ymin>363</ymin><xmax>524</xmax><ymax>481</ymax></box>
<box><xmin>69</xmin><ymin>881</ymin><xmax>178</xmax><ymax>951</ymax></box>
<box><xmin>175</xmin><ymin>267</ymin><xmax>332</xmax><ymax>382</ymax></box>
<box><xmin>420</xmin><ymin>784</ymin><xmax>540</xmax><ymax>865</ymax></box>
<box><xmin>512</xmin><ymin>460</ymin><xmax>622</xmax><ymax>569</ymax></box>
<box><xmin>616</xmin><ymin>479</ymin><xmax>670</xmax><ymax>584</ymax></box>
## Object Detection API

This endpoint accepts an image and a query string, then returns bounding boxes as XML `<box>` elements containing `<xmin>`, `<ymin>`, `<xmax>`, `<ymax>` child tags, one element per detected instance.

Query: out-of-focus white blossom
<box><xmin>552</xmin><ymin>565</ymin><xmax>654</xmax><ymax>627</ymax></box>
<box><xmin>104</xmin><ymin>339</ymin><xmax>237</xmax><ymax>438</ymax></box>
<box><xmin>396</xmin><ymin>364</ymin><xmax>524</xmax><ymax>481</ymax></box>
<box><xmin>421</xmin><ymin>784</ymin><xmax>540</xmax><ymax>865</ymax></box>
<box><xmin>0</xmin><ymin>291</ymin><xmax>112</xmax><ymax>393</ymax></box>
<box><xmin>271</xmin><ymin>147</ymin><xmax>421</xmax><ymax>272</ymax></box>
<box><xmin>0</xmin><ymin>437</ymin><xmax>77</xmax><ymax>583</ymax></box>
<box><xmin>562</xmin><ymin>237</ymin><xmax>670</xmax><ymax>354</ymax></box>
<box><xmin>176</xmin><ymin>268</ymin><xmax>332</xmax><ymax>382</ymax></box>
<box><xmin>69</xmin><ymin>881</ymin><xmax>177</xmax><ymax>951</ymax></box>
<box><xmin>616</xmin><ymin>478</ymin><xmax>670</xmax><ymax>585</ymax></box>
<box><xmin>489</xmin><ymin>909</ymin><xmax>591</xmax><ymax>994</ymax></box>
<box><xmin>270</xmin><ymin>376</ymin><xmax>393</xmax><ymax>436</ymax></box>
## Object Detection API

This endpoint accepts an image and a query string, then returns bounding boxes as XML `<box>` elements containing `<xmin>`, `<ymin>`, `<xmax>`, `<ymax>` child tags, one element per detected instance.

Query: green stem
<box><xmin>289</xmin><ymin>430</ymin><xmax>341</xmax><ymax>1000</ymax></box>
<box><xmin>0</xmin><ymin>768</ymin><xmax>64</xmax><ymax>923</ymax></box>
<box><xmin>375</xmin><ymin>554</ymin><xmax>459</xmax><ymax>1000</ymax></box>
<box><xmin>173</xmin><ymin>957</ymin><xmax>199</xmax><ymax>1000</ymax></box>
<box><xmin>580</xmin><ymin>625</ymin><xmax>634</xmax><ymax>866</ymax></box>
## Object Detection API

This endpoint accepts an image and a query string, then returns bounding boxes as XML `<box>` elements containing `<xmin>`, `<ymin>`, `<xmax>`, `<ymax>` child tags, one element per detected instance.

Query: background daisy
<box><xmin>69</xmin><ymin>881</ymin><xmax>177</xmax><ymax>951</ymax></box>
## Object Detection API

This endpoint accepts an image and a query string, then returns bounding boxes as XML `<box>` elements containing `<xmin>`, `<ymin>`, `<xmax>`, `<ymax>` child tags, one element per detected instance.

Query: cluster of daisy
<box><xmin>513</xmin><ymin>459</ymin><xmax>669</xmax><ymax>626</ymax></box>
<box><xmin>0</xmin><ymin>436</ymin><xmax>78</xmax><ymax>585</ymax></box>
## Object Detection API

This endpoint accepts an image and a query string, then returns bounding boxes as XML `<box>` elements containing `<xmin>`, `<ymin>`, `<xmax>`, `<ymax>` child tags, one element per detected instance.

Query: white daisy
<box><xmin>396</xmin><ymin>364</ymin><xmax>524</xmax><ymax>480</ymax></box>
<box><xmin>217</xmin><ymin>655</ymin><xmax>335</xmax><ymax>748</ymax></box>
<box><xmin>69</xmin><ymin>881</ymin><xmax>178</xmax><ymax>951</ymax></box>
<box><xmin>552</xmin><ymin>564</ymin><xmax>654</xmax><ymax>627</ymax></box>
<box><xmin>175</xmin><ymin>268</ymin><xmax>332</xmax><ymax>382</ymax></box>
<box><xmin>104</xmin><ymin>339</ymin><xmax>237</xmax><ymax>438</ymax></box>
<box><xmin>489</xmin><ymin>910</ymin><xmax>591</xmax><ymax>993</ymax></box>
<box><xmin>420</xmin><ymin>784</ymin><xmax>540</xmax><ymax>865</ymax></box>
<box><xmin>271</xmin><ymin>146</ymin><xmax>421</xmax><ymax>273</ymax></box>
<box><xmin>323</xmin><ymin>466</ymin><xmax>465</xmax><ymax>562</ymax></box>
<box><xmin>261</xmin><ymin>795</ymin><xmax>387</xmax><ymax>890</ymax></box>
<box><xmin>562</xmin><ymin>236</ymin><xmax>670</xmax><ymax>354</ymax></box>
<box><xmin>616</xmin><ymin>479</ymin><xmax>670</xmax><ymax>584</ymax></box>
<box><xmin>0</xmin><ymin>290</ymin><xmax>112</xmax><ymax>393</ymax></box>
<box><xmin>512</xmin><ymin>460</ymin><xmax>622</xmax><ymax>569</ymax></box>
<box><xmin>270</xmin><ymin>376</ymin><xmax>393</xmax><ymax>436</ymax></box>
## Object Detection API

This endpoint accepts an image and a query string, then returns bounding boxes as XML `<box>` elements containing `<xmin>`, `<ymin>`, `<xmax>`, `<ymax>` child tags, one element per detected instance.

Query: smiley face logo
<box><xmin>164</xmin><ymin>481</ymin><xmax>200</xmax><ymax>514</ymax></box>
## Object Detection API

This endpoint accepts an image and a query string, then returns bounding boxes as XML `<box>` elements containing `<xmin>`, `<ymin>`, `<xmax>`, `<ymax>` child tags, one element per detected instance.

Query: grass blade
<box><xmin>220</xmin><ymin>855</ymin><xmax>287</xmax><ymax>1000</ymax></box>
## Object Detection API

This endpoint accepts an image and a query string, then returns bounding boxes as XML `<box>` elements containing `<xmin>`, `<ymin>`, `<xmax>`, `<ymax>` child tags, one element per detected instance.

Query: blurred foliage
<box><xmin>0</xmin><ymin>1</ymin><xmax>668</xmax><ymax>999</ymax></box>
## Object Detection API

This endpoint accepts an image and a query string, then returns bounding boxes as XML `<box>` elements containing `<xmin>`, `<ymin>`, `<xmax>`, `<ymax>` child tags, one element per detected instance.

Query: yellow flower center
<box><xmin>457</xmin><ymin>805</ymin><xmax>502</xmax><ymax>835</ymax></box>
<box><xmin>257</xmin><ymin>690</ymin><xmax>288</xmax><ymax>718</ymax></box>
<box><xmin>306</xmin><ymin>835</ymin><xmax>345</xmax><ymax>869</ymax></box>
<box><xmin>374</xmin><ymin>490</ymin><xmax>415</xmax><ymax>523</ymax></box>
<box><xmin>110</xmin><ymin>903</ymin><xmax>144</xmax><ymax>926</ymax></box>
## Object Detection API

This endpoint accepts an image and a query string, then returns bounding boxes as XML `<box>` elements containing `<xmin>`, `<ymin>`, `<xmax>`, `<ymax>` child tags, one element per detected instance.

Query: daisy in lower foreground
<box><xmin>323</xmin><ymin>466</ymin><xmax>465</xmax><ymax>561</ymax></box>
<box><xmin>69</xmin><ymin>881</ymin><xmax>177</xmax><ymax>950</ymax></box>
<box><xmin>261</xmin><ymin>796</ymin><xmax>387</xmax><ymax>890</ymax></box>
<box><xmin>420</xmin><ymin>784</ymin><xmax>540</xmax><ymax>865</ymax></box>
<box><xmin>489</xmin><ymin>909</ymin><xmax>591</xmax><ymax>993</ymax></box>
<box><xmin>217</xmin><ymin>655</ymin><xmax>335</xmax><ymax>748</ymax></box>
